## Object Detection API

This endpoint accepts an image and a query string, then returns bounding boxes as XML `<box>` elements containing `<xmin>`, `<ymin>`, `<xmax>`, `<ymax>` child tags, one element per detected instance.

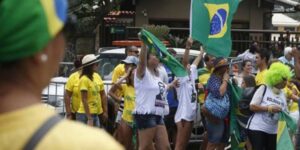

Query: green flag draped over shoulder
<box><xmin>139</xmin><ymin>29</ymin><xmax>188</xmax><ymax>77</ymax></box>
<box><xmin>277</xmin><ymin>111</ymin><xmax>297</xmax><ymax>150</ymax></box>
<box><xmin>228</xmin><ymin>82</ymin><xmax>244</xmax><ymax>150</ymax></box>
<box><xmin>190</xmin><ymin>0</ymin><xmax>239</xmax><ymax>57</ymax></box>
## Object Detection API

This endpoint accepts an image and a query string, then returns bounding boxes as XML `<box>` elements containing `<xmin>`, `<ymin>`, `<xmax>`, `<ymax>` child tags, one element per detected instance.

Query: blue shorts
<box><xmin>134</xmin><ymin>114</ymin><xmax>164</xmax><ymax>130</ymax></box>
<box><xmin>206</xmin><ymin>119</ymin><xmax>229</xmax><ymax>143</ymax></box>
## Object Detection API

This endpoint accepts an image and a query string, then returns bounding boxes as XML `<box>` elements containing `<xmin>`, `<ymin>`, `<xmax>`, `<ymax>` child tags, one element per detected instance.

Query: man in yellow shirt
<box><xmin>0</xmin><ymin>0</ymin><xmax>123</xmax><ymax>149</ymax></box>
<box><xmin>112</xmin><ymin>46</ymin><xmax>139</xmax><ymax>83</ymax></box>
<box><xmin>255</xmin><ymin>48</ymin><xmax>270</xmax><ymax>85</ymax></box>
<box><xmin>197</xmin><ymin>54</ymin><xmax>215</xmax><ymax>104</ymax></box>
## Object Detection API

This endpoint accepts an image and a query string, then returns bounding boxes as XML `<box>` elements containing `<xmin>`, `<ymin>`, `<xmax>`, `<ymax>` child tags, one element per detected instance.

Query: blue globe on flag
<box><xmin>210</xmin><ymin>9</ymin><xmax>227</xmax><ymax>35</ymax></box>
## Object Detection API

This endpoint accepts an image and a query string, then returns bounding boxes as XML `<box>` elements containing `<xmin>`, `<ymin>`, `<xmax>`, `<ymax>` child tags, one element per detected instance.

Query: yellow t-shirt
<box><xmin>121</xmin><ymin>84</ymin><xmax>135</xmax><ymax>123</ymax></box>
<box><xmin>65</xmin><ymin>71</ymin><xmax>81</xmax><ymax>112</ymax></box>
<box><xmin>255</xmin><ymin>69</ymin><xmax>267</xmax><ymax>85</ymax></box>
<box><xmin>77</xmin><ymin>75</ymin><xmax>101</xmax><ymax>114</ymax></box>
<box><xmin>94</xmin><ymin>73</ymin><xmax>105</xmax><ymax>114</ymax></box>
<box><xmin>198</xmin><ymin>69</ymin><xmax>211</xmax><ymax>104</ymax></box>
<box><xmin>0</xmin><ymin>104</ymin><xmax>123</xmax><ymax>150</ymax></box>
<box><xmin>65</xmin><ymin>72</ymin><xmax>104</xmax><ymax>113</ymax></box>
<box><xmin>284</xmin><ymin>83</ymin><xmax>300</xmax><ymax>113</ymax></box>
<box><xmin>111</xmin><ymin>64</ymin><xmax>125</xmax><ymax>98</ymax></box>
<box><xmin>112</xmin><ymin>64</ymin><xmax>125</xmax><ymax>83</ymax></box>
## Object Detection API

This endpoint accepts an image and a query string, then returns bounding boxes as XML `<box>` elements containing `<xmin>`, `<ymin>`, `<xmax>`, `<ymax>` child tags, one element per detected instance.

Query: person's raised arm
<box><xmin>136</xmin><ymin>43</ymin><xmax>147</xmax><ymax>79</ymax></box>
<box><xmin>293</xmin><ymin>47</ymin><xmax>300</xmax><ymax>79</ymax></box>
<box><xmin>219</xmin><ymin>71</ymin><xmax>229</xmax><ymax>96</ymax></box>
<box><xmin>192</xmin><ymin>47</ymin><xmax>204</xmax><ymax>67</ymax></box>
<box><xmin>183</xmin><ymin>37</ymin><xmax>193</xmax><ymax>69</ymax></box>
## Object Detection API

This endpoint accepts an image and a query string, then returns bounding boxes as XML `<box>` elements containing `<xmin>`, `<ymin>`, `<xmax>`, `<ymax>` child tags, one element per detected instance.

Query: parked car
<box><xmin>42</xmin><ymin>47</ymin><xmax>202</xmax><ymax>119</ymax></box>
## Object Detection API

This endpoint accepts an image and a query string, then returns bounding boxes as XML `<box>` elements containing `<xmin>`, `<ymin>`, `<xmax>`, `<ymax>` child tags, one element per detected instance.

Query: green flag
<box><xmin>139</xmin><ymin>29</ymin><xmax>188</xmax><ymax>77</ymax></box>
<box><xmin>277</xmin><ymin>111</ymin><xmax>297</xmax><ymax>150</ymax></box>
<box><xmin>228</xmin><ymin>82</ymin><xmax>244</xmax><ymax>150</ymax></box>
<box><xmin>190</xmin><ymin>0</ymin><xmax>239</xmax><ymax>57</ymax></box>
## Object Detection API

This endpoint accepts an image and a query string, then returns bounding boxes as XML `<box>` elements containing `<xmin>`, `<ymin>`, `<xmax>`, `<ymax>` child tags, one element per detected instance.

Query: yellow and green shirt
<box><xmin>65</xmin><ymin>72</ymin><xmax>104</xmax><ymax>114</ymax></box>
<box><xmin>0</xmin><ymin>104</ymin><xmax>123</xmax><ymax>150</ymax></box>
<box><xmin>284</xmin><ymin>83</ymin><xmax>300</xmax><ymax>113</ymax></box>
<box><xmin>65</xmin><ymin>71</ymin><xmax>81</xmax><ymax>112</ymax></box>
<box><xmin>255</xmin><ymin>69</ymin><xmax>267</xmax><ymax>85</ymax></box>
<box><xmin>77</xmin><ymin>75</ymin><xmax>103</xmax><ymax>114</ymax></box>
<box><xmin>198</xmin><ymin>68</ymin><xmax>212</xmax><ymax>104</ymax></box>
<box><xmin>112</xmin><ymin>64</ymin><xmax>125</xmax><ymax>98</ymax></box>
<box><xmin>121</xmin><ymin>84</ymin><xmax>135</xmax><ymax>123</ymax></box>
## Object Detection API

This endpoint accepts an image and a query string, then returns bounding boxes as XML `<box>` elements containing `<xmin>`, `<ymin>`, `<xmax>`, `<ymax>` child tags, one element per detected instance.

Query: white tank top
<box><xmin>247</xmin><ymin>86</ymin><xmax>288</xmax><ymax>134</ymax></box>
<box><xmin>133</xmin><ymin>68</ymin><xmax>169</xmax><ymax>116</ymax></box>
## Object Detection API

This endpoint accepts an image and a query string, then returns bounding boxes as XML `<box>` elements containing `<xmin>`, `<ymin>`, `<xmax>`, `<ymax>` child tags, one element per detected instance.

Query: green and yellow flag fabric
<box><xmin>139</xmin><ymin>29</ymin><xmax>187</xmax><ymax>77</ymax></box>
<box><xmin>228</xmin><ymin>82</ymin><xmax>244</xmax><ymax>150</ymax></box>
<box><xmin>277</xmin><ymin>111</ymin><xmax>297</xmax><ymax>150</ymax></box>
<box><xmin>0</xmin><ymin>0</ymin><xmax>68</xmax><ymax>62</ymax></box>
<box><xmin>190</xmin><ymin>0</ymin><xmax>239</xmax><ymax>57</ymax></box>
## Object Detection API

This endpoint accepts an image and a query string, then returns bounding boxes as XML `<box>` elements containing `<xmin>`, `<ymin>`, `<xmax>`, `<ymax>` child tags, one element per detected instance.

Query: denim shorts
<box><xmin>134</xmin><ymin>114</ymin><xmax>165</xmax><ymax>130</ymax></box>
<box><xmin>76</xmin><ymin>113</ymin><xmax>100</xmax><ymax>127</ymax></box>
<box><xmin>206</xmin><ymin>119</ymin><xmax>229</xmax><ymax>143</ymax></box>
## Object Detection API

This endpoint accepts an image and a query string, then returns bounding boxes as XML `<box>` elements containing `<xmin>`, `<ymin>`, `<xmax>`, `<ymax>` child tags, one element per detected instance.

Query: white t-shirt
<box><xmin>157</xmin><ymin>64</ymin><xmax>169</xmax><ymax>84</ymax></box>
<box><xmin>134</xmin><ymin>68</ymin><xmax>169</xmax><ymax>116</ymax></box>
<box><xmin>247</xmin><ymin>85</ymin><xmax>288</xmax><ymax>134</ymax></box>
<box><xmin>175</xmin><ymin>64</ymin><xmax>198</xmax><ymax>123</ymax></box>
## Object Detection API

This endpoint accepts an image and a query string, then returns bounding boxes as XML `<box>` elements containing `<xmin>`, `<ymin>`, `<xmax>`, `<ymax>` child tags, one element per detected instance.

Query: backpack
<box><xmin>238</xmin><ymin>84</ymin><xmax>267</xmax><ymax>116</ymax></box>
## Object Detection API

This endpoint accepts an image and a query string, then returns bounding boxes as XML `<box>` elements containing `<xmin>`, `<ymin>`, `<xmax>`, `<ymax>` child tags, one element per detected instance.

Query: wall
<box><xmin>135</xmin><ymin>0</ymin><xmax>268</xmax><ymax>29</ymax></box>
<box><xmin>135</xmin><ymin>0</ymin><xmax>190</xmax><ymax>26</ymax></box>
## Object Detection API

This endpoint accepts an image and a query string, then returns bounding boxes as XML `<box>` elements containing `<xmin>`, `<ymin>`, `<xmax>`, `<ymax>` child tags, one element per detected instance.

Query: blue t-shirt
<box><xmin>164</xmin><ymin>66</ymin><xmax>178</xmax><ymax>108</ymax></box>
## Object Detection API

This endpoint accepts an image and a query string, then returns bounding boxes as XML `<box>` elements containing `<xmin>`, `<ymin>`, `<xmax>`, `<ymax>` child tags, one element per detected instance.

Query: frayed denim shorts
<box><xmin>134</xmin><ymin>114</ymin><xmax>164</xmax><ymax>130</ymax></box>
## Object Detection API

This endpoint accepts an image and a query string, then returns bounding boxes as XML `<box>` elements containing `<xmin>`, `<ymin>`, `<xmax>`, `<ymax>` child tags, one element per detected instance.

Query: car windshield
<box><xmin>97</xmin><ymin>53</ymin><xmax>126</xmax><ymax>80</ymax></box>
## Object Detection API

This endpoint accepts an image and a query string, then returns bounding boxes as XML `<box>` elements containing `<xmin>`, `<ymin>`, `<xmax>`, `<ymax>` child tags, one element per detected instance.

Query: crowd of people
<box><xmin>2</xmin><ymin>0</ymin><xmax>300</xmax><ymax>150</ymax></box>
<box><xmin>62</xmin><ymin>37</ymin><xmax>300</xmax><ymax>150</ymax></box>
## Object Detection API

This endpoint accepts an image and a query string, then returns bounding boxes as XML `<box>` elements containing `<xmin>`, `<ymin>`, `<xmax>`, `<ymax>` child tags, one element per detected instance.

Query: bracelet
<box><xmin>267</xmin><ymin>106</ymin><xmax>273</xmax><ymax>113</ymax></box>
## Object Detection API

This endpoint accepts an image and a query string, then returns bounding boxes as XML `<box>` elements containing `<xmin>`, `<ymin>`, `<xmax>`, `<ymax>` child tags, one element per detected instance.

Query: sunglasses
<box><xmin>131</xmin><ymin>51</ymin><xmax>139</xmax><ymax>54</ymax></box>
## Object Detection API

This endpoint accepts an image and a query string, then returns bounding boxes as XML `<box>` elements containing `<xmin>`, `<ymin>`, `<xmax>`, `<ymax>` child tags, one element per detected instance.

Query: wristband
<box><xmin>267</xmin><ymin>106</ymin><xmax>273</xmax><ymax>113</ymax></box>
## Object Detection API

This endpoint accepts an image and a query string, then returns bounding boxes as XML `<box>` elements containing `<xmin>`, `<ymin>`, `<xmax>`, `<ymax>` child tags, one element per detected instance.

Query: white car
<box><xmin>42</xmin><ymin>47</ymin><xmax>201</xmax><ymax>114</ymax></box>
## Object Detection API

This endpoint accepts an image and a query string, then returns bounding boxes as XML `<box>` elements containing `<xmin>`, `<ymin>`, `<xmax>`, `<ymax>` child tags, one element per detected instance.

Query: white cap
<box><xmin>121</xmin><ymin>56</ymin><xmax>139</xmax><ymax>65</ymax></box>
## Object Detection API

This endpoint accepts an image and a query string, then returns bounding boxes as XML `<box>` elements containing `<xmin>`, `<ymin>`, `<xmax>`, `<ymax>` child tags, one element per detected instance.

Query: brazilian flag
<box><xmin>140</xmin><ymin>29</ymin><xmax>188</xmax><ymax>77</ymax></box>
<box><xmin>277</xmin><ymin>112</ymin><xmax>297</xmax><ymax>150</ymax></box>
<box><xmin>228</xmin><ymin>82</ymin><xmax>244</xmax><ymax>150</ymax></box>
<box><xmin>190</xmin><ymin>0</ymin><xmax>239</xmax><ymax>57</ymax></box>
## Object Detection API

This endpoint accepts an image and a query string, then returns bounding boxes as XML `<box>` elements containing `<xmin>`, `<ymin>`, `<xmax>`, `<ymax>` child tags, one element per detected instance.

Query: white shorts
<box><xmin>174</xmin><ymin>101</ymin><xmax>197</xmax><ymax>123</ymax></box>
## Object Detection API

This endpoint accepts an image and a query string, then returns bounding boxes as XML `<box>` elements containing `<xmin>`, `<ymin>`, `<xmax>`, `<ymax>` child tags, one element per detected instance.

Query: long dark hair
<box><xmin>126</xmin><ymin>69</ymin><xmax>134</xmax><ymax>86</ymax></box>
<box><xmin>81</xmin><ymin>64</ymin><xmax>94</xmax><ymax>80</ymax></box>
<box><xmin>212</xmin><ymin>66</ymin><xmax>227</xmax><ymax>78</ymax></box>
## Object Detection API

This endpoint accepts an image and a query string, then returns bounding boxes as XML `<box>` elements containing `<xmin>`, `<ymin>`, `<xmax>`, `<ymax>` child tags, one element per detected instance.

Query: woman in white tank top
<box><xmin>174</xmin><ymin>38</ymin><xmax>204</xmax><ymax>150</ymax></box>
<box><xmin>134</xmin><ymin>43</ymin><xmax>179</xmax><ymax>150</ymax></box>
